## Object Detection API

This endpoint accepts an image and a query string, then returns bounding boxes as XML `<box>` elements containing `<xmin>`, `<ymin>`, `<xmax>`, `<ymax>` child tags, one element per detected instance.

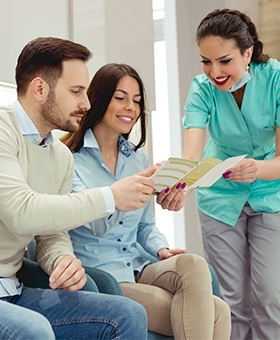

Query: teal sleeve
<box><xmin>182</xmin><ymin>74</ymin><xmax>212</xmax><ymax>129</ymax></box>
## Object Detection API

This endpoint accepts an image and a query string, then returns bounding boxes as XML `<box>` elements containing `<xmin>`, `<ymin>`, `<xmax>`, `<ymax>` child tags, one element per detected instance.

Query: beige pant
<box><xmin>120</xmin><ymin>253</ymin><xmax>231</xmax><ymax>340</ymax></box>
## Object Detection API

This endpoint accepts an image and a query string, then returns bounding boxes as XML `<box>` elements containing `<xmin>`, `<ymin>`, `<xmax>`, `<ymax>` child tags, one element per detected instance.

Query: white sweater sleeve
<box><xmin>0</xmin><ymin>110</ymin><xmax>108</xmax><ymax>237</ymax></box>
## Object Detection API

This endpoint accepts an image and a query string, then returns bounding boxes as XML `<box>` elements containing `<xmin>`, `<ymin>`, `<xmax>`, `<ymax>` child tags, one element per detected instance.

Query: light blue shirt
<box><xmin>12</xmin><ymin>100</ymin><xmax>53</xmax><ymax>146</ymax></box>
<box><xmin>182</xmin><ymin>59</ymin><xmax>280</xmax><ymax>226</ymax></box>
<box><xmin>69</xmin><ymin>129</ymin><xmax>168</xmax><ymax>282</ymax></box>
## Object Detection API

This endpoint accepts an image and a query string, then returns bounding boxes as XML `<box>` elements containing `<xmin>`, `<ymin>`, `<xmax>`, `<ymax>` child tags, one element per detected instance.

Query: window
<box><xmin>152</xmin><ymin>0</ymin><xmax>174</xmax><ymax>247</ymax></box>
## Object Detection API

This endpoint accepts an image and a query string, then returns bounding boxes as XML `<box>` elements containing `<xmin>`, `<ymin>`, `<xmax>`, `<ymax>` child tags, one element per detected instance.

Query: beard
<box><xmin>39</xmin><ymin>89</ymin><xmax>83</xmax><ymax>133</ymax></box>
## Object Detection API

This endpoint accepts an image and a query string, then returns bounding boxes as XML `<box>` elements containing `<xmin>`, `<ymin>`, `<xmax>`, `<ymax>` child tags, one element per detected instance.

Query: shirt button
<box><xmin>122</xmin><ymin>247</ymin><xmax>127</xmax><ymax>251</ymax></box>
<box><xmin>119</xmin><ymin>221</ymin><xmax>123</xmax><ymax>225</ymax></box>
<box><xmin>127</xmin><ymin>262</ymin><xmax>131</xmax><ymax>266</ymax></box>
<box><xmin>117</xmin><ymin>239</ymin><xmax>121</xmax><ymax>242</ymax></box>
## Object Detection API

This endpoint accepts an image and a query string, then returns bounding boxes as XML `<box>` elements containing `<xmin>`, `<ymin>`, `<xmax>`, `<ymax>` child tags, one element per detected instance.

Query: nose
<box><xmin>79</xmin><ymin>93</ymin><xmax>91</xmax><ymax>111</ymax></box>
<box><xmin>125</xmin><ymin>99</ymin><xmax>135</xmax><ymax>112</ymax></box>
<box><xmin>209</xmin><ymin>63</ymin><xmax>221</xmax><ymax>79</ymax></box>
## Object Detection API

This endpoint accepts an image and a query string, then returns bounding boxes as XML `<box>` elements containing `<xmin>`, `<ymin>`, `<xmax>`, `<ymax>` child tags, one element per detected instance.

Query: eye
<box><xmin>201</xmin><ymin>60</ymin><xmax>211</xmax><ymax>65</ymax></box>
<box><xmin>133</xmin><ymin>100</ymin><xmax>141</xmax><ymax>104</ymax></box>
<box><xmin>114</xmin><ymin>96</ymin><xmax>124</xmax><ymax>101</ymax></box>
<box><xmin>220</xmin><ymin>59</ymin><xmax>232</xmax><ymax>64</ymax></box>
<box><xmin>72</xmin><ymin>89</ymin><xmax>80</xmax><ymax>95</ymax></box>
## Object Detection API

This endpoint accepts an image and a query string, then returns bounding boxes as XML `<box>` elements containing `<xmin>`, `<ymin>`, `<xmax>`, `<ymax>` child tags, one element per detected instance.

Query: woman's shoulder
<box><xmin>251</xmin><ymin>59</ymin><xmax>280</xmax><ymax>87</ymax></box>
<box><xmin>189</xmin><ymin>73</ymin><xmax>215</xmax><ymax>98</ymax></box>
<box><xmin>192</xmin><ymin>73</ymin><xmax>211</xmax><ymax>87</ymax></box>
<box><xmin>252</xmin><ymin>58</ymin><xmax>280</xmax><ymax>72</ymax></box>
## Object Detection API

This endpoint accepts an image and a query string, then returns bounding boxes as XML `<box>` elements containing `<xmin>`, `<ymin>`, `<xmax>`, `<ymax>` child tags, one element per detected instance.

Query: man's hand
<box><xmin>49</xmin><ymin>255</ymin><xmax>86</xmax><ymax>291</ymax></box>
<box><xmin>156</xmin><ymin>184</ymin><xmax>187</xmax><ymax>211</ymax></box>
<box><xmin>158</xmin><ymin>247</ymin><xmax>188</xmax><ymax>260</ymax></box>
<box><xmin>110</xmin><ymin>175</ymin><xmax>154</xmax><ymax>211</ymax></box>
<box><xmin>137</xmin><ymin>162</ymin><xmax>163</xmax><ymax>177</ymax></box>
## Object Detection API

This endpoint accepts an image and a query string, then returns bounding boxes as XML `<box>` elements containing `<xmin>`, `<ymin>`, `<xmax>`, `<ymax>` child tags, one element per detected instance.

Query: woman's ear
<box><xmin>246</xmin><ymin>46</ymin><xmax>254</xmax><ymax>63</ymax></box>
<box><xmin>30</xmin><ymin>77</ymin><xmax>49</xmax><ymax>102</ymax></box>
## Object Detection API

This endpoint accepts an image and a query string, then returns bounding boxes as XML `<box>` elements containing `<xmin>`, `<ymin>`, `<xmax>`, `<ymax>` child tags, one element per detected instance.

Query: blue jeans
<box><xmin>0</xmin><ymin>299</ymin><xmax>55</xmax><ymax>339</ymax></box>
<box><xmin>1</xmin><ymin>286</ymin><xmax>147</xmax><ymax>339</ymax></box>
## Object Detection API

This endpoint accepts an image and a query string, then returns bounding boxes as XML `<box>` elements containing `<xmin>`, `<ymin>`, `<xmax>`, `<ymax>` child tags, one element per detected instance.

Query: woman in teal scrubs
<box><xmin>182</xmin><ymin>8</ymin><xmax>280</xmax><ymax>340</ymax></box>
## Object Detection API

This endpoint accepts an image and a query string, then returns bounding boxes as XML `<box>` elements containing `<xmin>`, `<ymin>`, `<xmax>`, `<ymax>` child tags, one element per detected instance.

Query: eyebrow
<box><xmin>115</xmin><ymin>89</ymin><xmax>141</xmax><ymax>97</ymax></box>
<box><xmin>70</xmin><ymin>85</ymin><xmax>88</xmax><ymax>90</ymax></box>
<box><xmin>200</xmin><ymin>54</ymin><xmax>232</xmax><ymax>61</ymax></box>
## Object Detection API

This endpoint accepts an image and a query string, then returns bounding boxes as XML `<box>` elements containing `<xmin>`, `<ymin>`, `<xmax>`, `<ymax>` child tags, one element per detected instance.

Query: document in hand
<box><xmin>152</xmin><ymin>155</ymin><xmax>246</xmax><ymax>194</ymax></box>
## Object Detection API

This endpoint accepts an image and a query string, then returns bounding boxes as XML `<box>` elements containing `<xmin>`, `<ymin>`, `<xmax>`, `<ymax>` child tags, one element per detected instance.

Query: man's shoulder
<box><xmin>0</xmin><ymin>105</ymin><xmax>16</xmax><ymax>122</ymax></box>
<box><xmin>0</xmin><ymin>106</ymin><xmax>20</xmax><ymax>136</ymax></box>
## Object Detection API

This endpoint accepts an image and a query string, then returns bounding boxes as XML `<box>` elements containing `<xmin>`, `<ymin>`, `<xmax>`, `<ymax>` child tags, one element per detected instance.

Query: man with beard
<box><xmin>0</xmin><ymin>37</ymin><xmax>152</xmax><ymax>339</ymax></box>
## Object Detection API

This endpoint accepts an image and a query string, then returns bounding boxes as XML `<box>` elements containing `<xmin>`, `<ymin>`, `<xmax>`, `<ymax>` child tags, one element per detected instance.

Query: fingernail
<box><xmin>176</xmin><ymin>183</ymin><xmax>182</xmax><ymax>189</ymax></box>
<box><xmin>222</xmin><ymin>171</ymin><xmax>231</xmax><ymax>178</ymax></box>
<box><xmin>165</xmin><ymin>187</ymin><xmax>170</xmax><ymax>193</ymax></box>
<box><xmin>181</xmin><ymin>183</ymin><xmax>186</xmax><ymax>189</ymax></box>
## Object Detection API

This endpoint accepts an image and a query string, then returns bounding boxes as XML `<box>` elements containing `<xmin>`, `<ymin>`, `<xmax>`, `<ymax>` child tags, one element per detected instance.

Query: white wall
<box><xmin>0</xmin><ymin>0</ymin><xmax>155</xmax><ymax>110</ymax></box>
<box><xmin>0</xmin><ymin>0</ymin><xmax>70</xmax><ymax>85</ymax></box>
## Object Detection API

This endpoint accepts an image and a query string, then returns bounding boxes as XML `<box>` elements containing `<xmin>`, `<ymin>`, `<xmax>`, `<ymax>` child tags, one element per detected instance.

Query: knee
<box><xmin>26</xmin><ymin>316</ymin><xmax>55</xmax><ymax>340</ymax></box>
<box><xmin>173</xmin><ymin>254</ymin><xmax>212</xmax><ymax>290</ymax></box>
<box><xmin>125</xmin><ymin>297</ymin><xmax>147</xmax><ymax>325</ymax></box>
<box><xmin>176</xmin><ymin>253</ymin><xmax>211</xmax><ymax>278</ymax></box>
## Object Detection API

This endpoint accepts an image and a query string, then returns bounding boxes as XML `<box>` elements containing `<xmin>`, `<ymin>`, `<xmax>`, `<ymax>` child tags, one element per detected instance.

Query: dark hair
<box><xmin>196</xmin><ymin>8</ymin><xmax>269</xmax><ymax>63</ymax></box>
<box><xmin>62</xmin><ymin>63</ymin><xmax>147</xmax><ymax>152</ymax></box>
<box><xmin>15</xmin><ymin>37</ymin><xmax>92</xmax><ymax>96</ymax></box>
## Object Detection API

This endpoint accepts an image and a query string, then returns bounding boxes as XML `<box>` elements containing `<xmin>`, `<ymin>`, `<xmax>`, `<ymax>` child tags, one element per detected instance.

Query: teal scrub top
<box><xmin>182</xmin><ymin>59</ymin><xmax>280</xmax><ymax>226</ymax></box>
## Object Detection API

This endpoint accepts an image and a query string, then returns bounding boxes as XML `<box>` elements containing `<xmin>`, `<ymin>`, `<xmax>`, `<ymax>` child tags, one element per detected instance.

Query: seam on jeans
<box><xmin>0</xmin><ymin>325</ymin><xmax>14</xmax><ymax>340</ymax></box>
<box><xmin>51</xmin><ymin>317</ymin><xmax>120</xmax><ymax>338</ymax></box>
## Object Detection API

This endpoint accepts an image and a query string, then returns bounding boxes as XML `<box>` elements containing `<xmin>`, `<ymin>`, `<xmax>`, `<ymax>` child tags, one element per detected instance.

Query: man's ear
<box><xmin>30</xmin><ymin>77</ymin><xmax>49</xmax><ymax>102</ymax></box>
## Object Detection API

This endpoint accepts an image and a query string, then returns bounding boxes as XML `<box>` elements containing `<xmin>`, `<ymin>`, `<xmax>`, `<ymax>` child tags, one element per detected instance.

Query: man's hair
<box><xmin>15</xmin><ymin>37</ymin><xmax>92</xmax><ymax>96</ymax></box>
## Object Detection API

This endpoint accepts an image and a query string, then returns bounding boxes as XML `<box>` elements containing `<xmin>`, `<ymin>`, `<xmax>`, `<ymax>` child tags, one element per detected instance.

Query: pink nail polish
<box><xmin>165</xmin><ymin>187</ymin><xmax>170</xmax><ymax>193</ymax></box>
<box><xmin>181</xmin><ymin>183</ymin><xmax>186</xmax><ymax>189</ymax></box>
<box><xmin>222</xmin><ymin>171</ymin><xmax>231</xmax><ymax>178</ymax></box>
<box><xmin>176</xmin><ymin>183</ymin><xmax>182</xmax><ymax>189</ymax></box>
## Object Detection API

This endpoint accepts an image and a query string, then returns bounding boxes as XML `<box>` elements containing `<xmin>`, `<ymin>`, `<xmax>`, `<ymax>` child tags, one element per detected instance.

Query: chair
<box><xmin>17</xmin><ymin>239</ymin><xmax>221</xmax><ymax>339</ymax></box>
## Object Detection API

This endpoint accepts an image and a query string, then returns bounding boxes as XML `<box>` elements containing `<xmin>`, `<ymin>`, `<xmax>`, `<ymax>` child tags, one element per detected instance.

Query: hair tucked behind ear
<box><xmin>197</xmin><ymin>8</ymin><xmax>269</xmax><ymax>63</ymax></box>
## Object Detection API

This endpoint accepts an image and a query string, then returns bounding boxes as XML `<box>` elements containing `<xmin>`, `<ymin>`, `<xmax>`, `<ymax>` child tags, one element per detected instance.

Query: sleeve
<box><xmin>35</xmin><ymin>152</ymin><xmax>76</xmax><ymax>274</ymax></box>
<box><xmin>35</xmin><ymin>232</ymin><xmax>75</xmax><ymax>274</ymax></box>
<box><xmin>0</xmin><ymin>119</ymin><xmax>107</xmax><ymax>236</ymax></box>
<box><xmin>136</xmin><ymin>152</ymin><xmax>169</xmax><ymax>258</ymax></box>
<box><xmin>182</xmin><ymin>75</ymin><xmax>213</xmax><ymax>129</ymax></box>
<box><xmin>136</xmin><ymin>200</ymin><xmax>169</xmax><ymax>258</ymax></box>
<box><xmin>72</xmin><ymin>171</ymin><xmax>115</xmax><ymax>215</ymax></box>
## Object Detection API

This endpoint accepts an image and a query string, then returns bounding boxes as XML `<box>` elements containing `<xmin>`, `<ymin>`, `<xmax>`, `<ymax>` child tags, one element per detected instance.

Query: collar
<box><xmin>12</xmin><ymin>100</ymin><xmax>53</xmax><ymax>146</ymax></box>
<box><xmin>84</xmin><ymin>129</ymin><xmax>134</xmax><ymax>157</ymax></box>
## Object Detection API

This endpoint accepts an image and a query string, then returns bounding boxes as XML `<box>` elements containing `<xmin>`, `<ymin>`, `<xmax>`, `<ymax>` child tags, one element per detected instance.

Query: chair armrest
<box><xmin>208</xmin><ymin>264</ymin><xmax>221</xmax><ymax>297</ymax></box>
<box><xmin>84</xmin><ymin>266</ymin><xmax>122</xmax><ymax>295</ymax></box>
<box><xmin>17</xmin><ymin>257</ymin><xmax>51</xmax><ymax>289</ymax></box>
<box><xmin>17</xmin><ymin>257</ymin><xmax>99</xmax><ymax>292</ymax></box>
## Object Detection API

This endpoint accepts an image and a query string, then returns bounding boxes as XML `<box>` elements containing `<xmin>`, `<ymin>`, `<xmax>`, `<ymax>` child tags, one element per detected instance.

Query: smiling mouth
<box><xmin>213</xmin><ymin>76</ymin><xmax>230</xmax><ymax>86</ymax></box>
<box><xmin>117</xmin><ymin>116</ymin><xmax>133</xmax><ymax>123</ymax></box>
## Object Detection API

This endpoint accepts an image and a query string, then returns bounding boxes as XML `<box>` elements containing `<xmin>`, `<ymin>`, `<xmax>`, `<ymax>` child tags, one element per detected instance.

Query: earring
<box><xmin>246</xmin><ymin>64</ymin><xmax>250</xmax><ymax>72</ymax></box>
